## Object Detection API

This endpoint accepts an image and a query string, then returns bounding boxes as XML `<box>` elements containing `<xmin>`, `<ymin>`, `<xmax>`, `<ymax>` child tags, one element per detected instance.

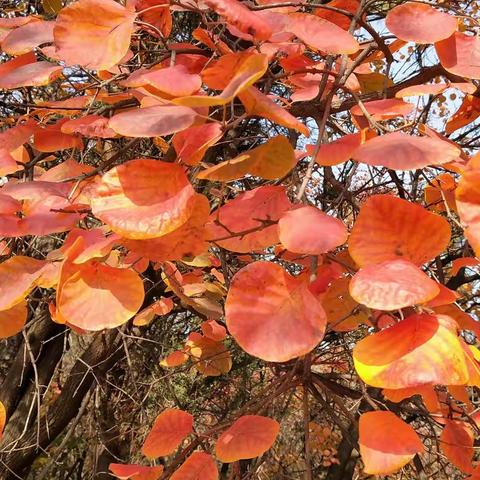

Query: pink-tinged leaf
<box><xmin>90</xmin><ymin>159</ymin><xmax>195</xmax><ymax>239</ymax></box>
<box><xmin>225</xmin><ymin>261</ymin><xmax>326</xmax><ymax>362</ymax></box>
<box><xmin>142</xmin><ymin>408</ymin><xmax>193</xmax><ymax>459</ymax></box>
<box><xmin>109</xmin><ymin>463</ymin><xmax>164</xmax><ymax>480</ymax></box>
<box><xmin>435</xmin><ymin>33</ymin><xmax>480</xmax><ymax>80</ymax></box>
<box><xmin>133</xmin><ymin>297</ymin><xmax>174</xmax><ymax>326</ymax></box>
<box><xmin>206</xmin><ymin>185</ymin><xmax>292</xmax><ymax>253</ymax></box>
<box><xmin>171</xmin><ymin>452</ymin><xmax>218</xmax><ymax>480</ymax></box>
<box><xmin>0</xmin><ymin>117</ymin><xmax>37</xmax><ymax>151</ymax></box>
<box><xmin>386</xmin><ymin>2</ymin><xmax>457</xmax><ymax>44</ymax></box>
<box><xmin>353</xmin><ymin>131</ymin><xmax>461</xmax><ymax>170</ymax></box>
<box><xmin>2</xmin><ymin>20</ymin><xmax>54</xmax><ymax>55</ymax></box>
<box><xmin>440</xmin><ymin>420</ymin><xmax>474</xmax><ymax>473</ymax></box>
<box><xmin>350</xmin><ymin>98</ymin><xmax>414</xmax><ymax>120</ymax></box>
<box><xmin>215</xmin><ymin>415</ymin><xmax>280</xmax><ymax>462</ymax></box>
<box><xmin>121</xmin><ymin>65</ymin><xmax>202</xmax><ymax>97</ymax></box>
<box><xmin>33</xmin><ymin>119</ymin><xmax>83</xmax><ymax>152</ymax></box>
<box><xmin>353</xmin><ymin>313</ymin><xmax>469</xmax><ymax>389</ymax></box>
<box><xmin>359</xmin><ymin>411</ymin><xmax>423</xmax><ymax>475</ymax></box>
<box><xmin>306</xmin><ymin>132</ymin><xmax>363</xmax><ymax>166</ymax></box>
<box><xmin>278</xmin><ymin>206</ymin><xmax>347</xmax><ymax>255</ymax></box>
<box><xmin>61</xmin><ymin>115</ymin><xmax>116</xmax><ymax>138</ymax></box>
<box><xmin>204</xmin><ymin>0</ymin><xmax>272</xmax><ymax>40</ymax></box>
<box><xmin>173</xmin><ymin>123</ymin><xmax>223</xmax><ymax>166</ymax></box>
<box><xmin>285</xmin><ymin>13</ymin><xmax>359</xmax><ymax>54</ymax></box>
<box><xmin>350</xmin><ymin>259</ymin><xmax>440</xmax><ymax>310</ymax></box>
<box><xmin>0</xmin><ymin>256</ymin><xmax>48</xmax><ymax>310</ymax></box>
<box><xmin>108</xmin><ymin>105</ymin><xmax>198</xmax><ymax>137</ymax></box>
<box><xmin>53</xmin><ymin>0</ymin><xmax>136</xmax><ymax>70</ymax></box>
<box><xmin>0</xmin><ymin>61</ymin><xmax>62</xmax><ymax>89</ymax></box>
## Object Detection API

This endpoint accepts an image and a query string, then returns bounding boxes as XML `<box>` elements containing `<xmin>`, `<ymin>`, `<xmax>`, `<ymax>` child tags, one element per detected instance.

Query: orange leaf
<box><xmin>133</xmin><ymin>297</ymin><xmax>173</xmax><ymax>326</ymax></box>
<box><xmin>109</xmin><ymin>463</ymin><xmax>164</xmax><ymax>480</ymax></box>
<box><xmin>0</xmin><ymin>60</ymin><xmax>62</xmax><ymax>89</ymax></box>
<box><xmin>440</xmin><ymin>420</ymin><xmax>474</xmax><ymax>473</ymax></box>
<box><xmin>61</xmin><ymin>115</ymin><xmax>116</xmax><ymax>138</ymax></box>
<box><xmin>278</xmin><ymin>205</ymin><xmax>347</xmax><ymax>255</ymax></box>
<box><xmin>0</xmin><ymin>300</ymin><xmax>27</xmax><ymax>339</ymax></box>
<box><xmin>351</xmin><ymin>98</ymin><xmax>414</xmax><ymax>121</ymax></box>
<box><xmin>121</xmin><ymin>65</ymin><xmax>202</xmax><ymax>98</ymax></box>
<box><xmin>0</xmin><ymin>256</ymin><xmax>48</xmax><ymax>310</ymax></box>
<box><xmin>123</xmin><ymin>193</ymin><xmax>209</xmax><ymax>260</ymax></box>
<box><xmin>90</xmin><ymin>159</ymin><xmax>195</xmax><ymax>239</ymax></box>
<box><xmin>173</xmin><ymin>123</ymin><xmax>223</xmax><ymax>166</ymax></box>
<box><xmin>306</xmin><ymin>132</ymin><xmax>363</xmax><ymax>166</ymax></box>
<box><xmin>285</xmin><ymin>13</ymin><xmax>359</xmax><ymax>54</ymax></box>
<box><xmin>446</xmin><ymin>95</ymin><xmax>480</xmax><ymax>135</ymax></box>
<box><xmin>142</xmin><ymin>408</ymin><xmax>193</xmax><ymax>459</ymax></box>
<box><xmin>197</xmin><ymin>136</ymin><xmax>296</xmax><ymax>181</ymax></box>
<box><xmin>170</xmin><ymin>451</ymin><xmax>218</xmax><ymax>480</ymax></box>
<box><xmin>353</xmin><ymin>313</ymin><xmax>469</xmax><ymax>389</ymax></box>
<box><xmin>349</xmin><ymin>194</ymin><xmax>451</xmax><ymax>267</ymax></box>
<box><xmin>187</xmin><ymin>334</ymin><xmax>232</xmax><ymax>376</ymax></box>
<box><xmin>206</xmin><ymin>185</ymin><xmax>291</xmax><ymax>253</ymax></box>
<box><xmin>359</xmin><ymin>411</ymin><xmax>423</xmax><ymax>475</ymax></box>
<box><xmin>160</xmin><ymin>350</ymin><xmax>188</xmax><ymax>367</ymax></box>
<box><xmin>2</xmin><ymin>20</ymin><xmax>54</xmax><ymax>55</ymax></box>
<box><xmin>204</xmin><ymin>0</ymin><xmax>272</xmax><ymax>41</ymax></box>
<box><xmin>383</xmin><ymin>385</ymin><xmax>440</xmax><ymax>413</ymax></box>
<box><xmin>173</xmin><ymin>53</ymin><xmax>268</xmax><ymax>107</ymax></box>
<box><xmin>239</xmin><ymin>87</ymin><xmax>309</xmax><ymax>136</ymax></box>
<box><xmin>225</xmin><ymin>261</ymin><xmax>326</xmax><ymax>362</ymax></box>
<box><xmin>108</xmin><ymin>105</ymin><xmax>198</xmax><ymax>138</ymax></box>
<box><xmin>201</xmin><ymin>320</ymin><xmax>227</xmax><ymax>341</ymax></box>
<box><xmin>215</xmin><ymin>415</ymin><xmax>280</xmax><ymax>462</ymax></box>
<box><xmin>33</xmin><ymin>119</ymin><xmax>83</xmax><ymax>152</ymax></box>
<box><xmin>451</xmin><ymin>257</ymin><xmax>479</xmax><ymax>276</ymax></box>
<box><xmin>435</xmin><ymin>33</ymin><xmax>480</xmax><ymax>80</ymax></box>
<box><xmin>56</xmin><ymin>260</ymin><xmax>144</xmax><ymax>331</ymax></box>
<box><xmin>322</xmin><ymin>277</ymin><xmax>368</xmax><ymax>332</ymax></box>
<box><xmin>349</xmin><ymin>259</ymin><xmax>440</xmax><ymax>310</ymax></box>
<box><xmin>314</xmin><ymin>0</ymin><xmax>360</xmax><ymax>31</ymax></box>
<box><xmin>134</xmin><ymin>0</ymin><xmax>172</xmax><ymax>39</ymax></box>
<box><xmin>385</xmin><ymin>2</ymin><xmax>457</xmax><ymax>44</ymax></box>
<box><xmin>353</xmin><ymin>131</ymin><xmax>461</xmax><ymax>170</ymax></box>
<box><xmin>53</xmin><ymin>0</ymin><xmax>136</xmax><ymax>70</ymax></box>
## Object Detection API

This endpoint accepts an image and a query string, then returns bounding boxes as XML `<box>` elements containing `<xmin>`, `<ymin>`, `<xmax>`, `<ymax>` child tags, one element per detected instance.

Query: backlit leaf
<box><xmin>440</xmin><ymin>420</ymin><xmax>474</xmax><ymax>473</ymax></box>
<box><xmin>215</xmin><ymin>415</ymin><xmax>280</xmax><ymax>462</ymax></box>
<box><xmin>435</xmin><ymin>33</ymin><xmax>480</xmax><ymax>80</ymax></box>
<box><xmin>2</xmin><ymin>20</ymin><xmax>54</xmax><ymax>55</ymax></box>
<box><xmin>90</xmin><ymin>159</ymin><xmax>195</xmax><ymax>239</ymax></box>
<box><xmin>0</xmin><ymin>300</ymin><xmax>28</xmax><ymax>338</ymax></box>
<box><xmin>225</xmin><ymin>261</ymin><xmax>326</xmax><ymax>362</ymax></box>
<box><xmin>171</xmin><ymin>452</ymin><xmax>218</xmax><ymax>480</ymax></box>
<box><xmin>359</xmin><ymin>411</ymin><xmax>423</xmax><ymax>475</ymax></box>
<box><xmin>353</xmin><ymin>313</ymin><xmax>469</xmax><ymax>389</ymax></box>
<box><xmin>278</xmin><ymin>205</ymin><xmax>347</xmax><ymax>255</ymax></box>
<box><xmin>206</xmin><ymin>185</ymin><xmax>291</xmax><ymax>253</ymax></box>
<box><xmin>386</xmin><ymin>2</ymin><xmax>457</xmax><ymax>44</ymax></box>
<box><xmin>109</xmin><ymin>463</ymin><xmax>164</xmax><ymax>480</ymax></box>
<box><xmin>349</xmin><ymin>194</ymin><xmax>451</xmax><ymax>266</ymax></box>
<box><xmin>349</xmin><ymin>259</ymin><xmax>440</xmax><ymax>310</ymax></box>
<box><xmin>56</xmin><ymin>260</ymin><xmax>144</xmax><ymax>330</ymax></box>
<box><xmin>353</xmin><ymin>132</ymin><xmax>461</xmax><ymax>170</ymax></box>
<box><xmin>142</xmin><ymin>408</ymin><xmax>193</xmax><ymax>459</ymax></box>
<box><xmin>53</xmin><ymin>0</ymin><xmax>136</xmax><ymax>70</ymax></box>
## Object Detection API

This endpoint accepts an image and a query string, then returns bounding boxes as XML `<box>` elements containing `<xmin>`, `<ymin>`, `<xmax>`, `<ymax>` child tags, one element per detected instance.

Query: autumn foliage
<box><xmin>1</xmin><ymin>0</ymin><xmax>480</xmax><ymax>479</ymax></box>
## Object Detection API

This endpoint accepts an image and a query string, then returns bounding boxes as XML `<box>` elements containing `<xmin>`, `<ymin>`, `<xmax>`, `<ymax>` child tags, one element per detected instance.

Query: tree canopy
<box><xmin>1</xmin><ymin>0</ymin><xmax>480</xmax><ymax>479</ymax></box>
